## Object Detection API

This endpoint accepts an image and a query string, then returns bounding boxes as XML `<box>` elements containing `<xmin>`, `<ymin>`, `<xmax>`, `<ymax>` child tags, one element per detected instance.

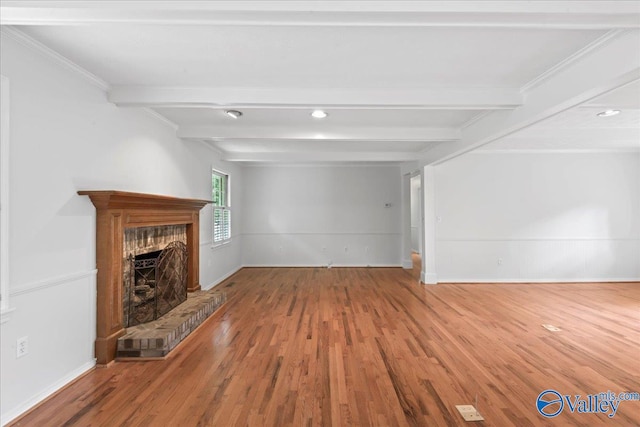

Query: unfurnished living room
<box><xmin>1</xmin><ymin>2</ymin><xmax>639</xmax><ymax>426</ymax></box>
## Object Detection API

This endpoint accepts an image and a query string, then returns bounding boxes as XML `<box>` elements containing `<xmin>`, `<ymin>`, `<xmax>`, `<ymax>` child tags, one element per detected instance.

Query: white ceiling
<box><xmin>481</xmin><ymin>81</ymin><xmax>640</xmax><ymax>152</ymax></box>
<box><xmin>1</xmin><ymin>1</ymin><xmax>639</xmax><ymax>163</ymax></box>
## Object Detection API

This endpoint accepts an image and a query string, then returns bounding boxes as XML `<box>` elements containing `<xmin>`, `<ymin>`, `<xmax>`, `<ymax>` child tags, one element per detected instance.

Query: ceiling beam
<box><xmin>2</xmin><ymin>1</ymin><xmax>639</xmax><ymax>29</ymax></box>
<box><xmin>421</xmin><ymin>29</ymin><xmax>640</xmax><ymax>165</ymax></box>
<box><xmin>177</xmin><ymin>126</ymin><xmax>459</xmax><ymax>142</ymax></box>
<box><xmin>109</xmin><ymin>87</ymin><xmax>521</xmax><ymax>110</ymax></box>
<box><xmin>218</xmin><ymin>150</ymin><xmax>420</xmax><ymax>163</ymax></box>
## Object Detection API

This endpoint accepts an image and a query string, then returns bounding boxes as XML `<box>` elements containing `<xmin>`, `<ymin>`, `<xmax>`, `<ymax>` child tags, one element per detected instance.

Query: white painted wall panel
<box><xmin>0</xmin><ymin>33</ymin><xmax>243</xmax><ymax>424</ymax></box>
<box><xmin>242</xmin><ymin>233</ymin><xmax>401</xmax><ymax>267</ymax></box>
<box><xmin>435</xmin><ymin>152</ymin><xmax>640</xmax><ymax>282</ymax></box>
<box><xmin>2</xmin><ymin>273</ymin><xmax>96</xmax><ymax>424</ymax></box>
<box><xmin>241</xmin><ymin>165</ymin><xmax>402</xmax><ymax>266</ymax></box>
<box><xmin>437</xmin><ymin>239</ymin><xmax>639</xmax><ymax>282</ymax></box>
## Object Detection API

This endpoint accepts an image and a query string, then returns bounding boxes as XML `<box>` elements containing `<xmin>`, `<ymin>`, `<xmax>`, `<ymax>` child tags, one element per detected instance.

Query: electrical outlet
<box><xmin>17</xmin><ymin>336</ymin><xmax>28</xmax><ymax>358</ymax></box>
<box><xmin>497</xmin><ymin>257</ymin><xmax>503</xmax><ymax>265</ymax></box>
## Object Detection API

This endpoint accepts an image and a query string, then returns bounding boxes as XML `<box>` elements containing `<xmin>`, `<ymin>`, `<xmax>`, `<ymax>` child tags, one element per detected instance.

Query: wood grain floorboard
<box><xmin>9</xmin><ymin>266</ymin><xmax>640</xmax><ymax>426</ymax></box>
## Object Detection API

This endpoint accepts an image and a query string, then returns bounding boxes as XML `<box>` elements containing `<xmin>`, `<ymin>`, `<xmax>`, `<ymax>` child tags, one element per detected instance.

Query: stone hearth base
<box><xmin>116</xmin><ymin>289</ymin><xmax>226</xmax><ymax>359</ymax></box>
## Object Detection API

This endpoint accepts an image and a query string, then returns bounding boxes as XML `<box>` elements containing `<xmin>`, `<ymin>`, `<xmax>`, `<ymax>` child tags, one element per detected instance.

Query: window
<box><xmin>212</xmin><ymin>169</ymin><xmax>231</xmax><ymax>244</ymax></box>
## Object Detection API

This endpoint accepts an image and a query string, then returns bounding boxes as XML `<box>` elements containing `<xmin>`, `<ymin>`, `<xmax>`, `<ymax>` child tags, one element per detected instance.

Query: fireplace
<box><xmin>123</xmin><ymin>225</ymin><xmax>189</xmax><ymax>327</ymax></box>
<box><xmin>78</xmin><ymin>191</ymin><xmax>210</xmax><ymax>365</ymax></box>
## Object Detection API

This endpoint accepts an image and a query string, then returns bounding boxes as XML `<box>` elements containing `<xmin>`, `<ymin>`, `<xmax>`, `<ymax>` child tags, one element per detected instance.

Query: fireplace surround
<box><xmin>79</xmin><ymin>191</ymin><xmax>210</xmax><ymax>365</ymax></box>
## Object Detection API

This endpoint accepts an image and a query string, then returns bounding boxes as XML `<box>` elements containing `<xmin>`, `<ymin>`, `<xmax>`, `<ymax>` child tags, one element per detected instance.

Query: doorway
<box><xmin>409</xmin><ymin>174</ymin><xmax>423</xmax><ymax>280</ymax></box>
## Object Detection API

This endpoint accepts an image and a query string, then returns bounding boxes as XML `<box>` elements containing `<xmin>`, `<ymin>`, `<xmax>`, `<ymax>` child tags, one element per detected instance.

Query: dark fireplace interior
<box><xmin>123</xmin><ymin>225</ymin><xmax>189</xmax><ymax>328</ymax></box>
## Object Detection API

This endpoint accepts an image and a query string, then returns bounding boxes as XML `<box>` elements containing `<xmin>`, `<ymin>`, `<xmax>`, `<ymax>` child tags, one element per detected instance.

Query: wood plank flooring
<box><xmin>10</xmin><ymin>267</ymin><xmax>640</xmax><ymax>426</ymax></box>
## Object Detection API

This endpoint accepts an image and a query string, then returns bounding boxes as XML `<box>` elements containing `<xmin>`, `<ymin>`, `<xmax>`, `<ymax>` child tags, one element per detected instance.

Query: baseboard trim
<box><xmin>438</xmin><ymin>277</ymin><xmax>640</xmax><ymax>284</ymax></box>
<box><xmin>401</xmin><ymin>259</ymin><xmax>413</xmax><ymax>269</ymax></box>
<box><xmin>1</xmin><ymin>360</ymin><xmax>96</xmax><ymax>426</ymax></box>
<box><xmin>202</xmin><ymin>266</ymin><xmax>244</xmax><ymax>290</ymax></box>
<box><xmin>421</xmin><ymin>272</ymin><xmax>438</xmax><ymax>285</ymax></box>
<box><xmin>242</xmin><ymin>263</ymin><xmax>402</xmax><ymax>268</ymax></box>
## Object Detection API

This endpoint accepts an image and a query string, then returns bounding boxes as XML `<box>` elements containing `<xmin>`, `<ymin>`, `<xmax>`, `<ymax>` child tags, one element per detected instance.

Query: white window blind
<box><xmin>212</xmin><ymin>169</ymin><xmax>231</xmax><ymax>244</ymax></box>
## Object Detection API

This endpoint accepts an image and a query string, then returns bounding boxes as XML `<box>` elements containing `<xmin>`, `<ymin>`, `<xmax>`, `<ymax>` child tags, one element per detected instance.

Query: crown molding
<box><xmin>194</xmin><ymin>139</ymin><xmax>226</xmax><ymax>158</ymax></box>
<box><xmin>460</xmin><ymin>110</ymin><xmax>492</xmax><ymax>130</ymax></box>
<box><xmin>2</xmin><ymin>2</ymin><xmax>639</xmax><ymax>29</ymax></box>
<box><xmin>521</xmin><ymin>29</ymin><xmax>627</xmax><ymax>93</ymax></box>
<box><xmin>2</xmin><ymin>27</ymin><xmax>189</xmax><ymax>132</ymax></box>
<box><xmin>472</xmin><ymin>147</ymin><xmax>640</xmax><ymax>154</ymax></box>
<box><xmin>141</xmin><ymin>108</ymin><xmax>179</xmax><ymax>131</ymax></box>
<box><xmin>1</xmin><ymin>26</ymin><xmax>110</xmax><ymax>91</ymax></box>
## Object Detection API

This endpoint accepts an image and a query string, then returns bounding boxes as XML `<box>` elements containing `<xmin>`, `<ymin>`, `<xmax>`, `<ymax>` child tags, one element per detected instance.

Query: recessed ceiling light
<box><xmin>311</xmin><ymin>110</ymin><xmax>328</xmax><ymax>119</ymax></box>
<box><xmin>597</xmin><ymin>109</ymin><xmax>620</xmax><ymax>117</ymax></box>
<box><xmin>225</xmin><ymin>110</ymin><xmax>243</xmax><ymax>119</ymax></box>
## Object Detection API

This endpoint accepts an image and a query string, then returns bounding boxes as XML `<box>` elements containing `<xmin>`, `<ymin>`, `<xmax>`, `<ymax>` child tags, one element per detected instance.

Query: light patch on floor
<box><xmin>542</xmin><ymin>324</ymin><xmax>562</xmax><ymax>332</ymax></box>
<box><xmin>455</xmin><ymin>405</ymin><xmax>485</xmax><ymax>422</ymax></box>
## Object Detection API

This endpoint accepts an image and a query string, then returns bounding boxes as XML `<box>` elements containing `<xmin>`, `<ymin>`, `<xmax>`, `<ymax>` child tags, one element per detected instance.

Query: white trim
<box><xmin>460</xmin><ymin>110</ymin><xmax>492</xmax><ymax>130</ymax></box>
<box><xmin>194</xmin><ymin>139</ymin><xmax>225</xmax><ymax>157</ymax></box>
<box><xmin>0</xmin><ymin>360</ymin><xmax>96</xmax><ymax>426</ymax></box>
<box><xmin>241</xmin><ymin>232</ymin><xmax>402</xmax><ymax>236</ymax></box>
<box><xmin>473</xmin><ymin>148</ymin><xmax>640</xmax><ymax>154</ymax></box>
<box><xmin>0</xmin><ymin>75</ymin><xmax>10</xmax><ymax>316</ymax></box>
<box><xmin>1</xmin><ymin>28</ymin><xmax>187</xmax><ymax>133</ymax></box>
<box><xmin>521</xmin><ymin>30</ymin><xmax>626</xmax><ymax>93</ymax></box>
<box><xmin>437</xmin><ymin>237</ymin><xmax>640</xmax><ymax>242</ymax></box>
<box><xmin>437</xmin><ymin>277</ymin><xmax>640</xmax><ymax>284</ymax></box>
<box><xmin>211</xmin><ymin>168</ymin><xmax>231</xmax><ymax>245</ymax></box>
<box><xmin>142</xmin><ymin>107</ymin><xmax>179</xmax><ymax>130</ymax></box>
<box><xmin>202</xmin><ymin>265</ymin><xmax>244</xmax><ymax>291</ymax></box>
<box><xmin>239</xmin><ymin>162</ymin><xmax>403</xmax><ymax>168</ymax></box>
<box><xmin>10</xmin><ymin>269</ymin><xmax>97</xmax><ymax>297</ymax></box>
<box><xmin>203</xmin><ymin>236</ymin><xmax>239</xmax><ymax>248</ymax></box>
<box><xmin>2</xmin><ymin>2</ymin><xmax>638</xmax><ymax>29</ymax></box>
<box><xmin>1</xmin><ymin>27</ymin><xmax>109</xmax><ymax>91</ymax></box>
<box><xmin>243</xmin><ymin>263</ymin><xmax>402</xmax><ymax>268</ymax></box>
<box><xmin>421</xmin><ymin>272</ymin><xmax>438</xmax><ymax>285</ymax></box>
<box><xmin>210</xmin><ymin>239</ymin><xmax>235</xmax><ymax>251</ymax></box>
<box><xmin>112</xmin><ymin>86</ymin><xmax>519</xmax><ymax>111</ymax></box>
<box><xmin>0</xmin><ymin>307</ymin><xmax>16</xmax><ymax>325</ymax></box>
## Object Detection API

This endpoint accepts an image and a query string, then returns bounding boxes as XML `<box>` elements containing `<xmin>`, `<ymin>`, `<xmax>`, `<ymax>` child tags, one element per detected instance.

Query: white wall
<box><xmin>434</xmin><ymin>151</ymin><xmax>640</xmax><ymax>282</ymax></box>
<box><xmin>0</xmin><ymin>32</ymin><xmax>243</xmax><ymax>424</ymax></box>
<box><xmin>242</xmin><ymin>164</ymin><xmax>402</xmax><ymax>267</ymax></box>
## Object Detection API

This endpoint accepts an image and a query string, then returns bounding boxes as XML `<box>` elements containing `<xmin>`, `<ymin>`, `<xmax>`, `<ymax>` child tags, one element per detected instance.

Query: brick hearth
<box><xmin>116</xmin><ymin>288</ymin><xmax>226</xmax><ymax>359</ymax></box>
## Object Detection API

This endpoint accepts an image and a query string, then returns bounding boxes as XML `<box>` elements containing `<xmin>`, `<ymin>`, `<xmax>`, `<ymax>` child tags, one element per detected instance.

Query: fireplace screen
<box><xmin>126</xmin><ymin>241</ymin><xmax>188</xmax><ymax>327</ymax></box>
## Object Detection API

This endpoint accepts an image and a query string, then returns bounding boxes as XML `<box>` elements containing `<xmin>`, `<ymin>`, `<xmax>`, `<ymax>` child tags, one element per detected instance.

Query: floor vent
<box><xmin>456</xmin><ymin>395</ymin><xmax>484</xmax><ymax>422</ymax></box>
<box><xmin>455</xmin><ymin>405</ymin><xmax>484</xmax><ymax>422</ymax></box>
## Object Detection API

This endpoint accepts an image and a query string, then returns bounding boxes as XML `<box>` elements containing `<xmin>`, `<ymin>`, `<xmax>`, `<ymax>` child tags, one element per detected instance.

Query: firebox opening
<box><xmin>128</xmin><ymin>249</ymin><xmax>162</xmax><ymax>327</ymax></box>
<box><xmin>125</xmin><ymin>240</ymin><xmax>189</xmax><ymax>328</ymax></box>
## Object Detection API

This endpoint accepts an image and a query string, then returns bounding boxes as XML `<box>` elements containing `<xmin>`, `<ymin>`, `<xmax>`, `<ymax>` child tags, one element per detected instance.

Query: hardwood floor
<box><xmin>10</xmin><ymin>268</ymin><xmax>640</xmax><ymax>426</ymax></box>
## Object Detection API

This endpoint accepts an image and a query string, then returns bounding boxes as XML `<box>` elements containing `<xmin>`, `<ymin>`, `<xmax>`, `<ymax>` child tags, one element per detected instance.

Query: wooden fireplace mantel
<box><xmin>79</xmin><ymin>190</ymin><xmax>211</xmax><ymax>365</ymax></box>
